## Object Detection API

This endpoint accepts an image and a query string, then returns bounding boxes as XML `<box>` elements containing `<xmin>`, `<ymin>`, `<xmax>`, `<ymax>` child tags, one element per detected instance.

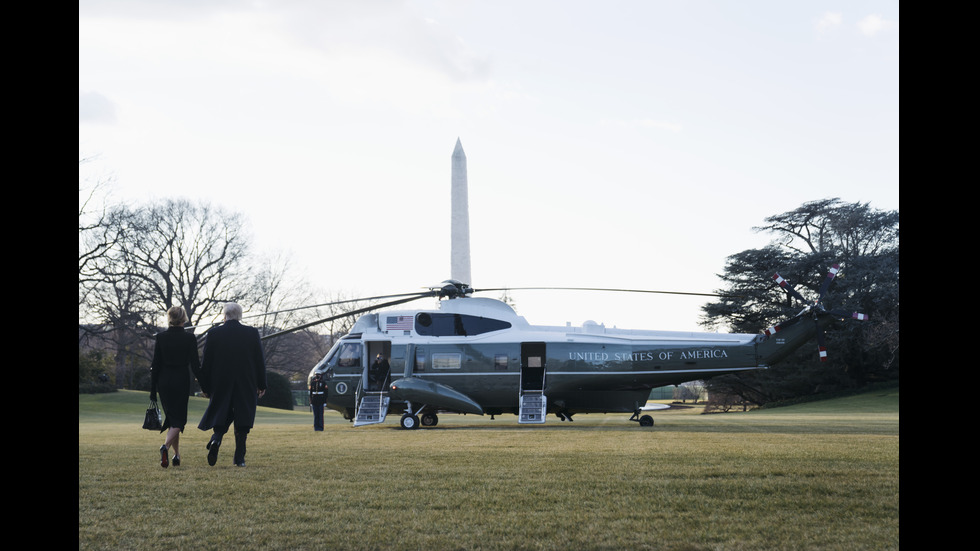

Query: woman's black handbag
<box><xmin>142</xmin><ymin>400</ymin><xmax>162</xmax><ymax>431</ymax></box>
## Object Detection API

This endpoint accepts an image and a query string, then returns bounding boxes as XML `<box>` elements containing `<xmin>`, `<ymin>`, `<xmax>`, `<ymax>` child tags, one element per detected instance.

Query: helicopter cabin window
<box><xmin>432</xmin><ymin>353</ymin><xmax>462</xmax><ymax>370</ymax></box>
<box><xmin>414</xmin><ymin>313</ymin><xmax>511</xmax><ymax>336</ymax></box>
<box><xmin>494</xmin><ymin>354</ymin><xmax>509</xmax><ymax>371</ymax></box>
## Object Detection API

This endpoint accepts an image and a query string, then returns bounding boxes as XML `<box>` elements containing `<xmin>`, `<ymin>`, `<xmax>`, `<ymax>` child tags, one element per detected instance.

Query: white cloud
<box><xmin>815</xmin><ymin>12</ymin><xmax>843</xmax><ymax>33</ymax></box>
<box><xmin>857</xmin><ymin>14</ymin><xmax>898</xmax><ymax>37</ymax></box>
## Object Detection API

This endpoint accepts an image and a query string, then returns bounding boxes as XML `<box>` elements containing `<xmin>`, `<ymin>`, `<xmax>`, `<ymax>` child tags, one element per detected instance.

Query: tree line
<box><xmin>80</xmin><ymin>166</ymin><xmax>898</xmax><ymax>408</ymax></box>
<box><xmin>78</xmin><ymin>170</ymin><xmax>364</xmax><ymax>397</ymax></box>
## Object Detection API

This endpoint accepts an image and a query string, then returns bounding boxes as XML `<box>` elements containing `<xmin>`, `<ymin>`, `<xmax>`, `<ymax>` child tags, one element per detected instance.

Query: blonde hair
<box><xmin>167</xmin><ymin>306</ymin><xmax>188</xmax><ymax>327</ymax></box>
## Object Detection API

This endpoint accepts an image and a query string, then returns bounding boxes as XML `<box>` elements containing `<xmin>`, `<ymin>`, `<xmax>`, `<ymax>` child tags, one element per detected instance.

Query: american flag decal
<box><xmin>386</xmin><ymin>316</ymin><xmax>413</xmax><ymax>330</ymax></box>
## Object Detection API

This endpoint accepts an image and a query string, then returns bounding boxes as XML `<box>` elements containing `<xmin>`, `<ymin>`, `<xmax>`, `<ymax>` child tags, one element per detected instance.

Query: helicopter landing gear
<box><xmin>401</xmin><ymin>411</ymin><xmax>437</xmax><ymax>428</ymax></box>
<box><xmin>400</xmin><ymin>413</ymin><xmax>420</xmax><ymax>429</ymax></box>
<box><xmin>400</xmin><ymin>402</ymin><xmax>436</xmax><ymax>429</ymax></box>
<box><xmin>556</xmin><ymin>411</ymin><xmax>574</xmax><ymax>422</ymax></box>
<box><xmin>629</xmin><ymin>409</ymin><xmax>655</xmax><ymax>427</ymax></box>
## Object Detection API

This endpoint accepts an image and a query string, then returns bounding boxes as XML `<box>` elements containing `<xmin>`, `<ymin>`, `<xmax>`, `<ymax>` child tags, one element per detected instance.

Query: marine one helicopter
<box><xmin>296</xmin><ymin>264</ymin><xmax>867</xmax><ymax>429</ymax></box>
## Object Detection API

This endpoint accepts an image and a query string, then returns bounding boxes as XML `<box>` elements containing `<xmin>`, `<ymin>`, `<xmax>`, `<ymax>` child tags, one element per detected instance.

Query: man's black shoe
<box><xmin>206</xmin><ymin>438</ymin><xmax>220</xmax><ymax>466</ymax></box>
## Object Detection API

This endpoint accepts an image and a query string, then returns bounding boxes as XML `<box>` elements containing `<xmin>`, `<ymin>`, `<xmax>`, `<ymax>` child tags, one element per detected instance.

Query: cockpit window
<box><xmin>337</xmin><ymin>342</ymin><xmax>361</xmax><ymax>367</ymax></box>
<box><xmin>321</xmin><ymin>341</ymin><xmax>362</xmax><ymax>369</ymax></box>
<box><xmin>414</xmin><ymin>313</ymin><xmax>511</xmax><ymax>336</ymax></box>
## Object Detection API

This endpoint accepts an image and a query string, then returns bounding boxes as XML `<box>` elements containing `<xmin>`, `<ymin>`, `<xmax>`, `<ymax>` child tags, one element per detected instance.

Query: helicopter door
<box><xmin>519</xmin><ymin>342</ymin><xmax>547</xmax><ymax>424</ymax></box>
<box><xmin>354</xmin><ymin>341</ymin><xmax>392</xmax><ymax>427</ymax></box>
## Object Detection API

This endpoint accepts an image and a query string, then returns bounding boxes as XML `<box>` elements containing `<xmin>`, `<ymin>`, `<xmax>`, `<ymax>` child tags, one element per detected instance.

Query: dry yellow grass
<box><xmin>79</xmin><ymin>389</ymin><xmax>898</xmax><ymax>550</ymax></box>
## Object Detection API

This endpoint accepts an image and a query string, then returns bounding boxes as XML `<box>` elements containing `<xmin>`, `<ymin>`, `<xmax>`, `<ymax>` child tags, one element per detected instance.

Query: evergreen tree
<box><xmin>701</xmin><ymin>199</ymin><xmax>898</xmax><ymax>404</ymax></box>
<box><xmin>258</xmin><ymin>371</ymin><xmax>295</xmax><ymax>411</ymax></box>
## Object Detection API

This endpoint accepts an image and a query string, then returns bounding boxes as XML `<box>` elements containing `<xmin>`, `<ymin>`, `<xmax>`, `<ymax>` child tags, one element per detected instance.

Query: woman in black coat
<box><xmin>150</xmin><ymin>306</ymin><xmax>203</xmax><ymax>468</ymax></box>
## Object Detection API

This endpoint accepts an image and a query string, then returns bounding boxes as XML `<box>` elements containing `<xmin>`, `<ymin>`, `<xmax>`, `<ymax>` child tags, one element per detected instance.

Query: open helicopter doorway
<box><xmin>365</xmin><ymin>341</ymin><xmax>392</xmax><ymax>391</ymax></box>
<box><xmin>519</xmin><ymin>342</ymin><xmax>547</xmax><ymax>423</ymax></box>
<box><xmin>353</xmin><ymin>341</ymin><xmax>392</xmax><ymax>427</ymax></box>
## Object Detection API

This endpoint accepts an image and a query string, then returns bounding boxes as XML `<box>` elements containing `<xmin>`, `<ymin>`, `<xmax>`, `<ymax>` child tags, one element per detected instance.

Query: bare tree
<box><xmin>78</xmin><ymin>165</ymin><xmax>128</xmax><ymax>310</ymax></box>
<box><xmin>264</xmin><ymin>289</ymin><xmax>376</xmax><ymax>378</ymax></box>
<box><xmin>673</xmin><ymin>381</ymin><xmax>706</xmax><ymax>403</ymax></box>
<box><xmin>119</xmin><ymin>198</ymin><xmax>253</xmax><ymax>326</ymax></box>
<box><xmin>79</xmin><ymin>183</ymin><xmax>371</xmax><ymax>389</ymax></box>
<box><xmin>249</xmin><ymin>252</ymin><xmax>330</xmax><ymax>379</ymax></box>
<box><xmin>81</xmin><ymin>198</ymin><xmax>256</xmax><ymax>387</ymax></box>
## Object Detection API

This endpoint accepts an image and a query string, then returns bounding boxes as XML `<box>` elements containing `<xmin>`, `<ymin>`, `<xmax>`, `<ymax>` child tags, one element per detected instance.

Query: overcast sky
<box><xmin>79</xmin><ymin>0</ymin><xmax>899</xmax><ymax>332</ymax></box>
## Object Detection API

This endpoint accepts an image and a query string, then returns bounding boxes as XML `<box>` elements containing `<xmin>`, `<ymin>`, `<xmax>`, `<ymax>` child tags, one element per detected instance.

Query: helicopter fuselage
<box><xmin>309</xmin><ymin>297</ymin><xmax>784</xmax><ymax>424</ymax></box>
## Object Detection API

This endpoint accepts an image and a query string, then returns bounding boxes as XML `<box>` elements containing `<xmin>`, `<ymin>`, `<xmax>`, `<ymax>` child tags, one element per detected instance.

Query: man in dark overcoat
<box><xmin>198</xmin><ymin>302</ymin><xmax>267</xmax><ymax>467</ymax></box>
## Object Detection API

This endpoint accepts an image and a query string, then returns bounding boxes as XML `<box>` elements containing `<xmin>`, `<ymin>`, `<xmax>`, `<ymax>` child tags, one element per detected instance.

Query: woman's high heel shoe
<box><xmin>172</xmin><ymin>455</ymin><xmax>181</xmax><ymax>467</ymax></box>
<box><xmin>160</xmin><ymin>445</ymin><xmax>169</xmax><ymax>468</ymax></box>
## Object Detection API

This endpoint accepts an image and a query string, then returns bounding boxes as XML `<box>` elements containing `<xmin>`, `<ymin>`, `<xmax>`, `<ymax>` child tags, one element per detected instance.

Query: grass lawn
<box><xmin>79</xmin><ymin>388</ymin><xmax>899</xmax><ymax>550</ymax></box>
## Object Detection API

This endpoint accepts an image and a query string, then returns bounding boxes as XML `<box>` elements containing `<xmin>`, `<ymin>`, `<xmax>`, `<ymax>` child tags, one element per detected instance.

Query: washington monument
<box><xmin>451</xmin><ymin>138</ymin><xmax>472</xmax><ymax>286</ymax></box>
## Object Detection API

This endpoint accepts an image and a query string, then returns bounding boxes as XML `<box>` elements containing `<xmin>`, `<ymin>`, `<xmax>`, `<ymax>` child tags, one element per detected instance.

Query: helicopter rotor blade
<box><xmin>772</xmin><ymin>273</ymin><xmax>809</xmax><ymax>304</ymax></box>
<box><xmin>828</xmin><ymin>310</ymin><xmax>870</xmax><ymax>321</ymax></box>
<box><xmin>250</xmin><ymin>292</ymin><xmax>440</xmax><ymax>321</ymax></box>
<box><xmin>816</xmin><ymin>263</ymin><xmax>840</xmax><ymax>302</ymax></box>
<box><xmin>187</xmin><ymin>291</ymin><xmax>435</xmax><ymax>333</ymax></box>
<box><xmin>259</xmin><ymin>292</ymin><xmax>435</xmax><ymax>340</ymax></box>
<box><xmin>191</xmin><ymin>285</ymin><xmax>734</xmax><ymax>344</ymax></box>
<box><xmin>815</xmin><ymin>324</ymin><xmax>829</xmax><ymax>362</ymax></box>
<box><xmin>473</xmin><ymin>286</ymin><xmax>734</xmax><ymax>298</ymax></box>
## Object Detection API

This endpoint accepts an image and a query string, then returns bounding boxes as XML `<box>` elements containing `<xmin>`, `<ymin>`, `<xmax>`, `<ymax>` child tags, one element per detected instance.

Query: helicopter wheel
<box><xmin>421</xmin><ymin>413</ymin><xmax>439</xmax><ymax>427</ymax></box>
<box><xmin>400</xmin><ymin>413</ymin><xmax>420</xmax><ymax>430</ymax></box>
<box><xmin>639</xmin><ymin>415</ymin><xmax>654</xmax><ymax>427</ymax></box>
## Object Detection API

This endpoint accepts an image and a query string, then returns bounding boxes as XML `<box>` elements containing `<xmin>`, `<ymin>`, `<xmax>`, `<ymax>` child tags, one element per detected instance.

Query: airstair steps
<box><xmin>354</xmin><ymin>393</ymin><xmax>390</xmax><ymax>427</ymax></box>
<box><xmin>518</xmin><ymin>392</ymin><xmax>547</xmax><ymax>424</ymax></box>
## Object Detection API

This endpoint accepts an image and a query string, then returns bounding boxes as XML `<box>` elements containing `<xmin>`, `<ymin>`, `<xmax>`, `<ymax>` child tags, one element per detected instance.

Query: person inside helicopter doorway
<box><xmin>368</xmin><ymin>354</ymin><xmax>390</xmax><ymax>391</ymax></box>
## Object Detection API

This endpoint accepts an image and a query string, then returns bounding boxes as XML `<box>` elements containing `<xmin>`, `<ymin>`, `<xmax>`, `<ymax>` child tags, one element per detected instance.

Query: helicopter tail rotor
<box><xmin>770</xmin><ymin>263</ymin><xmax>869</xmax><ymax>362</ymax></box>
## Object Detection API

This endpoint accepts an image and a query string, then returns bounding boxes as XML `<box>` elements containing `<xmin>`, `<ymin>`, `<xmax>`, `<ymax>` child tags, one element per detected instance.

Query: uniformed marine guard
<box><xmin>309</xmin><ymin>372</ymin><xmax>328</xmax><ymax>431</ymax></box>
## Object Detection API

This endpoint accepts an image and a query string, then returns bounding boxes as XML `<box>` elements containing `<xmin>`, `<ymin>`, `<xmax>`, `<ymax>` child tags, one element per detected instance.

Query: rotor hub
<box><xmin>435</xmin><ymin>279</ymin><xmax>473</xmax><ymax>299</ymax></box>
